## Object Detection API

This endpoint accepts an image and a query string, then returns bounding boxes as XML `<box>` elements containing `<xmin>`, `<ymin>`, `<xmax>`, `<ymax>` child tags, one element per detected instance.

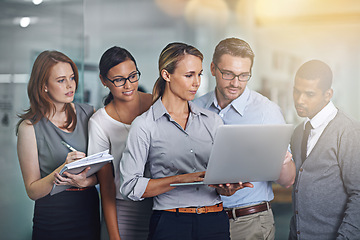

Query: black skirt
<box><xmin>32</xmin><ymin>187</ymin><xmax>100</xmax><ymax>240</ymax></box>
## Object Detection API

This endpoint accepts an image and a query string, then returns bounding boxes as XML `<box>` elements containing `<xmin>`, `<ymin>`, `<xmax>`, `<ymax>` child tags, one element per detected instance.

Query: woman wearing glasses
<box><xmin>120</xmin><ymin>42</ymin><xmax>253</xmax><ymax>240</ymax></box>
<box><xmin>88</xmin><ymin>46</ymin><xmax>153</xmax><ymax>240</ymax></box>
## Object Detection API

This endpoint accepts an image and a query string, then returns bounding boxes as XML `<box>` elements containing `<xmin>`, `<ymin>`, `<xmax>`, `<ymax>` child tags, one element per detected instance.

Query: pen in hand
<box><xmin>61</xmin><ymin>141</ymin><xmax>78</xmax><ymax>152</ymax></box>
<box><xmin>61</xmin><ymin>140</ymin><xmax>86</xmax><ymax>168</ymax></box>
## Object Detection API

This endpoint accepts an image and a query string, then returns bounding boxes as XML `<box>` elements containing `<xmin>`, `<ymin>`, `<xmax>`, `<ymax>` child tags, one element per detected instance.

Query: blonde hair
<box><xmin>152</xmin><ymin>42</ymin><xmax>203</xmax><ymax>103</ymax></box>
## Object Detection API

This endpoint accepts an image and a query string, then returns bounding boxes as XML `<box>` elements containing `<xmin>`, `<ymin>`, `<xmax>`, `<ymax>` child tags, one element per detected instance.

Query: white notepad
<box><xmin>50</xmin><ymin>149</ymin><xmax>113</xmax><ymax>195</ymax></box>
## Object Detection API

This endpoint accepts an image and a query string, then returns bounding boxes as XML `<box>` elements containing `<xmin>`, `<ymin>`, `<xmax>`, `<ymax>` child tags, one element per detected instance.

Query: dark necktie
<box><xmin>301</xmin><ymin>121</ymin><xmax>313</xmax><ymax>163</ymax></box>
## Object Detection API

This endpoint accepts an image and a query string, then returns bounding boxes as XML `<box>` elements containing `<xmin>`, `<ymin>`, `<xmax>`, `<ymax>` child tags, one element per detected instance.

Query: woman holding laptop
<box><xmin>120</xmin><ymin>42</ymin><xmax>253</xmax><ymax>240</ymax></box>
<box><xmin>16</xmin><ymin>50</ymin><xmax>100</xmax><ymax>240</ymax></box>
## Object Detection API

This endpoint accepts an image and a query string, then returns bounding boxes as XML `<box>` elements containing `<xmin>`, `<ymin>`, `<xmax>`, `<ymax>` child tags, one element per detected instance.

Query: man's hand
<box><xmin>209</xmin><ymin>182</ymin><xmax>254</xmax><ymax>196</ymax></box>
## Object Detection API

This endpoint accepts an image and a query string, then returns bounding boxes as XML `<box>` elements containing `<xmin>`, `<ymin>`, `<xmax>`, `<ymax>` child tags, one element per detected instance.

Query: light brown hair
<box><xmin>212</xmin><ymin>38</ymin><xmax>255</xmax><ymax>70</ymax></box>
<box><xmin>16</xmin><ymin>50</ymin><xmax>79</xmax><ymax>134</ymax></box>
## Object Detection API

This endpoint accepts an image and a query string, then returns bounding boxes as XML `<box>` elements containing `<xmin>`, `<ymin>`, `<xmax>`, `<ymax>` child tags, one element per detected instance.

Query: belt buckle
<box><xmin>265</xmin><ymin>201</ymin><xmax>270</xmax><ymax>210</ymax></box>
<box><xmin>196</xmin><ymin>207</ymin><xmax>205</xmax><ymax>214</ymax></box>
<box><xmin>196</xmin><ymin>207</ymin><xmax>201</xmax><ymax>214</ymax></box>
<box><xmin>231</xmin><ymin>208</ymin><xmax>237</xmax><ymax>219</ymax></box>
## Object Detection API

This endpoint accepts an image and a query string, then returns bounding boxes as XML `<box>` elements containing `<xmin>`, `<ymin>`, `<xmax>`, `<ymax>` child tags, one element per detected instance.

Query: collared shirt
<box><xmin>120</xmin><ymin>98</ymin><xmax>223</xmax><ymax>210</ymax></box>
<box><xmin>193</xmin><ymin>87</ymin><xmax>285</xmax><ymax>208</ymax></box>
<box><xmin>304</xmin><ymin>101</ymin><xmax>338</xmax><ymax>157</ymax></box>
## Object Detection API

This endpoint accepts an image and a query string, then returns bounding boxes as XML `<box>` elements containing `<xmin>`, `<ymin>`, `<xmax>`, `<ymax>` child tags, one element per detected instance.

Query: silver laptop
<box><xmin>170</xmin><ymin>124</ymin><xmax>293</xmax><ymax>187</ymax></box>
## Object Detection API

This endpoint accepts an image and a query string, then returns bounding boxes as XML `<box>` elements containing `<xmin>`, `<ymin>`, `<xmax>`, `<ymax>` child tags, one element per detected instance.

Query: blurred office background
<box><xmin>1</xmin><ymin>0</ymin><xmax>360</xmax><ymax>239</ymax></box>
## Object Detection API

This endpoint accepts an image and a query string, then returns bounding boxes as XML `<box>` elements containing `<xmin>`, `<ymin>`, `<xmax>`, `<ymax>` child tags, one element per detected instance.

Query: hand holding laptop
<box><xmin>170</xmin><ymin>171</ymin><xmax>254</xmax><ymax>196</ymax></box>
<box><xmin>170</xmin><ymin>171</ymin><xmax>206</xmax><ymax>186</ymax></box>
<box><xmin>170</xmin><ymin>124</ymin><xmax>294</xmax><ymax>187</ymax></box>
<box><xmin>209</xmin><ymin>182</ymin><xmax>254</xmax><ymax>196</ymax></box>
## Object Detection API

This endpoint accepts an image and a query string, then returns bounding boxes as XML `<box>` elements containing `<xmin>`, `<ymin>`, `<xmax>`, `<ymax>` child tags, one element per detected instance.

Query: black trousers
<box><xmin>148</xmin><ymin>210</ymin><xmax>230</xmax><ymax>240</ymax></box>
<box><xmin>32</xmin><ymin>187</ymin><xmax>100</xmax><ymax>240</ymax></box>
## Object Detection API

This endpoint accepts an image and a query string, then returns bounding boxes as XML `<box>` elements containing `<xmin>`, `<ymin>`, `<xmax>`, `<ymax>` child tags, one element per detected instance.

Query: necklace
<box><xmin>112</xmin><ymin>93</ymin><xmax>142</xmax><ymax>132</ymax></box>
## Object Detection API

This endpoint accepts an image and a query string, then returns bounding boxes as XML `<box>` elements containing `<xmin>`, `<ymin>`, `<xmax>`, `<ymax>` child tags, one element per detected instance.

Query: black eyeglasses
<box><xmin>104</xmin><ymin>70</ymin><xmax>141</xmax><ymax>87</ymax></box>
<box><xmin>214</xmin><ymin>63</ymin><xmax>251</xmax><ymax>82</ymax></box>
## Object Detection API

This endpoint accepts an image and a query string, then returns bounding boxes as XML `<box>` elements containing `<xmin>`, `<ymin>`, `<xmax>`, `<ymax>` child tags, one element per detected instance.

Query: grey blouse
<box><xmin>33</xmin><ymin>103</ymin><xmax>93</xmax><ymax>178</ymax></box>
<box><xmin>120</xmin><ymin>99</ymin><xmax>224</xmax><ymax>210</ymax></box>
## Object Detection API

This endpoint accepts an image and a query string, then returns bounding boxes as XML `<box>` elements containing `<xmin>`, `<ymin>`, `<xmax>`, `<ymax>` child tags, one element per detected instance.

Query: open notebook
<box><xmin>50</xmin><ymin>149</ymin><xmax>113</xmax><ymax>195</ymax></box>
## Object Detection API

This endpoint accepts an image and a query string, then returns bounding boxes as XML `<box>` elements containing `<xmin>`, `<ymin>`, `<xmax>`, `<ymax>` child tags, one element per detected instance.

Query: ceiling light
<box><xmin>32</xmin><ymin>0</ymin><xmax>43</xmax><ymax>5</ymax></box>
<box><xmin>185</xmin><ymin>0</ymin><xmax>229</xmax><ymax>27</ymax></box>
<box><xmin>20</xmin><ymin>17</ymin><xmax>31</xmax><ymax>28</ymax></box>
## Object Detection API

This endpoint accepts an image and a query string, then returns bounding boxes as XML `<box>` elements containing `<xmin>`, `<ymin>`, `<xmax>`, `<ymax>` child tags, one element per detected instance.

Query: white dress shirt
<box><xmin>305</xmin><ymin>101</ymin><xmax>338</xmax><ymax>157</ymax></box>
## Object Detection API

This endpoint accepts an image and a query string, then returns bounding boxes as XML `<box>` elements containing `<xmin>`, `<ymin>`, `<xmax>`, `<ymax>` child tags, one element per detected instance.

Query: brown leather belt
<box><xmin>164</xmin><ymin>203</ymin><xmax>223</xmax><ymax>214</ymax></box>
<box><xmin>225</xmin><ymin>202</ymin><xmax>271</xmax><ymax>219</ymax></box>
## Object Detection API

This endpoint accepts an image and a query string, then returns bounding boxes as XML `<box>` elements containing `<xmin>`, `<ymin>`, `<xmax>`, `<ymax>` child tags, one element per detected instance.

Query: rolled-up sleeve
<box><xmin>120</xmin><ymin>99</ymin><xmax>223</xmax><ymax>209</ymax></box>
<box><xmin>120</xmin><ymin>117</ymin><xmax>151</xmax><ymax>201</ymax></box>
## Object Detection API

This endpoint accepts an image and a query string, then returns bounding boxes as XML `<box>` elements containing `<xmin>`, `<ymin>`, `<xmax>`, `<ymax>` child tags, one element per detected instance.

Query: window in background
<box><xmin>0</xmin><ymin>1</ymin><xmax>85</xmax><ymax>239</ymax></box>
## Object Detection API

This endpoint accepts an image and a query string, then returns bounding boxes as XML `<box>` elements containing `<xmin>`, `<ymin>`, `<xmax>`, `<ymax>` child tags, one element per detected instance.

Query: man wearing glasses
<box><xmin>194</xmin><ymin>38</ymin><xmax>295</xmax><ymax>240</ymax></box>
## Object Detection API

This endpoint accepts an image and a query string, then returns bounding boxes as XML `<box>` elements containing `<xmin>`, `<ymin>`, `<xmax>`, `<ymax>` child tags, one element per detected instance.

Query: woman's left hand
<box><xmin>209</xmin><ymin>182</ymin><xmax>254</xmax><ymax>196</ymax></box>
<box><xmin>54</xmin><ymin>167</ymin><xmax>91</xmax><ymax>188</ymax></box>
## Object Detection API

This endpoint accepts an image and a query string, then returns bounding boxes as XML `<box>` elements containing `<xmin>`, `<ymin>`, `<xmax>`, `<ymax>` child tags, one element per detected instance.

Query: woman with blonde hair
<box><xmin>16</xmin><ymin>50</ymin><xmax>100</xmax><ymax>240</ymax></box>
<box><xmin>120</xmin><ymin>42</ymin><xmax>253</xmax><ymax>240</ymax></box>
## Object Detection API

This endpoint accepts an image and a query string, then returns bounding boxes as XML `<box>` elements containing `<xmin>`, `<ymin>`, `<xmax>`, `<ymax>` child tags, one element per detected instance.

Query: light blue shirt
<box><xmin>193</xmin><ymin>87</ymin><xmax>285</xmax><ymax>208</ymax></box>
<box><xmin>120</xmin><ymin>98</ymin><xmax>223</xmax><ymax>210</ymax></box>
